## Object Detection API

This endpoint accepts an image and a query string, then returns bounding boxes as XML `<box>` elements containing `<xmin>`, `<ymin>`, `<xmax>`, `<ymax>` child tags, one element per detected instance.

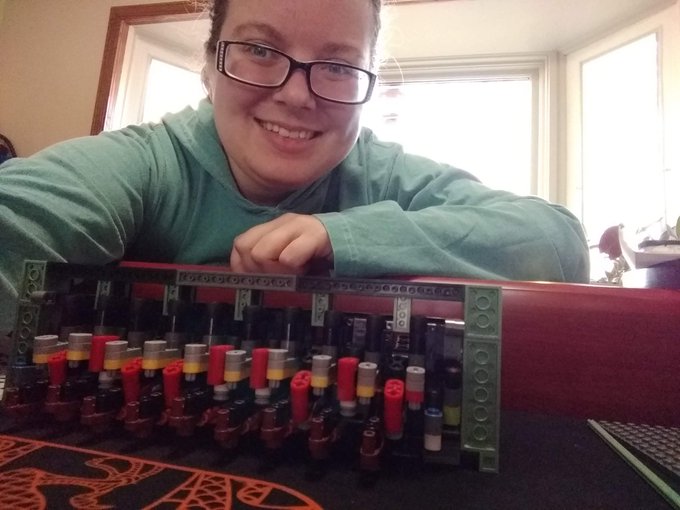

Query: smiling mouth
<box><xmin>258</xmin><ymin>120</ymin><xmax>319</xmax><ymax>140</ymax></box>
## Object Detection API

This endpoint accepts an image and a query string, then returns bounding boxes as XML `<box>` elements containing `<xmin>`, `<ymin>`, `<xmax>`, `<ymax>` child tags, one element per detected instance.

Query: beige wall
<box><xmin>0</xmin><ymin>0</ymin><xmax>171</xmax><ymax>156</ymax></box>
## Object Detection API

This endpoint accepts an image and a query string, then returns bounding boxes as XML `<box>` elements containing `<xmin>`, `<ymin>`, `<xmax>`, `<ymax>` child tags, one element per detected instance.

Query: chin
<box><xmin>262</xmin><ymin>161</ymin><xmax>332</xmax><ymax>186</ymax></box>
<box><xmin>269</xmin><ymin>174</ymin><xmax>325</xmax><ymax>192</ymax></box>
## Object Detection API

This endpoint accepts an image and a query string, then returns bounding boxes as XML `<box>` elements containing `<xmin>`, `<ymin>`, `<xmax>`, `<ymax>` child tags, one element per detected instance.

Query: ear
<box><xmin>201</xmin><ymin>65</ymin><xmax>214</xmax><ymax>103</ymax></box>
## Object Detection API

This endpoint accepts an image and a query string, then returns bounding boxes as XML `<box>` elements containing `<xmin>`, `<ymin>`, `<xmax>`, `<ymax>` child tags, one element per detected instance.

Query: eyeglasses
<box><xmin>215</xmin><ymin>40</ymin><xmax>376</xmax><ymax>105</ymax></box>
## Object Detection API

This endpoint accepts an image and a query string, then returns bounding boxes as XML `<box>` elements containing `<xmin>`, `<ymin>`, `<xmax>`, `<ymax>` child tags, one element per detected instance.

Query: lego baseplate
<box><xmin>589</xmin><ymin>419</ymin><xmax>680</xmax><ymax>509</ymax></box>
<box><xmin>598</xmin><ymin>420</ymin><xmax>680</xmax><ymax>479</ymax></box>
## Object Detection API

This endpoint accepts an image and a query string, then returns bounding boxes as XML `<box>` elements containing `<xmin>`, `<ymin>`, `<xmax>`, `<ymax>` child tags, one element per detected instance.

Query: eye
<box><xmin>246</xmin><ymin>44</ymin><xmax>273</xmax><ymax>59</ymax></box>
<box><xmin>328</xmin><ymin>63</ymin><xmax>350</xmax><ymax>75</ymax></box>
<box><xmin>318</xmin><ymin>62</ymin><xmax>358</xmax><ymax>80</ymax></box>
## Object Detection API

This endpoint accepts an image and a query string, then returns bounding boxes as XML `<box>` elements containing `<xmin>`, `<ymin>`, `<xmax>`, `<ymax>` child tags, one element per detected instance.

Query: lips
<box><xmin>258</xmin><ymin>120</ymin><xmax>319</xmax><ymax>140</ymax></box>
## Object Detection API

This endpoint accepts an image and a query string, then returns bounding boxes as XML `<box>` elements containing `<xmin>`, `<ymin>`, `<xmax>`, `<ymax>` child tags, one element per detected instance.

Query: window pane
<box><xmin>581</xmin><ymin>33</ymin><xmax>662</xmax><ymax>241</ymax></box>
<box><xmin>361</xmin><ymin>79</ymin><xmax>533</xmax><ymax>195</ymax></box>
<box><xmin>142</xmin><ymin>58</ymin><xmax>205</xmax><ymax>123</ymax></box>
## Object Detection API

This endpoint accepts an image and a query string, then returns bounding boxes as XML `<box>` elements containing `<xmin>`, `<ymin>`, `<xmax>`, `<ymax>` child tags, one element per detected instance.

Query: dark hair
<box><xmin>203</xmin><ymin>0</ymin><xmax>383</xmax><ymax>65</ymax></box>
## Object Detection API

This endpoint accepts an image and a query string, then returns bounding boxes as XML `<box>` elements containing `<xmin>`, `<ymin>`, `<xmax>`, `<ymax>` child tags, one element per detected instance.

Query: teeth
<box><xmin>262</xmin><ymin>121</ymin><xmax>313</xmax><ymax>140</ymax></box>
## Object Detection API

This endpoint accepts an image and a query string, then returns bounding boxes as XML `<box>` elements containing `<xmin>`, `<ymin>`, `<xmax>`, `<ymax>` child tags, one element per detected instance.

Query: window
<box><xmin>142</xmin><ymin>58</ymin><xmax>204</xmax><ymax>124</ymax></box>
<box><xmin>362</xmin><ymin>55</ymin><xmax>553</xmax><ymax>197</ymax></box>
<box><xmin>563</xmin><ymin>4</ymin><xmax>680</xmax><ymax>282</ymax></box>
<box><xmin>362</xmin><ymin>78</ymin><xmax>533</xmax><ymax>195</ymax></box>
<box><xmin>110</xmin><ymin>26</ymin><xmax>205</xmax><ymax>130</ymax></box>
<box><xmin>580</xmin><ymin>33</ymin><xmax>662</xmax><ymax>241</ymax></box>
<box><xmin>565</xmin><ymin>3</ymin><xmax>680</xmax><ymax>251</ymax></box>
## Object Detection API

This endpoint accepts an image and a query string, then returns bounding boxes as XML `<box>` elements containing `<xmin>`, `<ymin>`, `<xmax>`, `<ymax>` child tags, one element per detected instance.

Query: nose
<box><xmin>272</xmin><ymin>68</ymin><xmax>316</xmax><ymax>108</ymax></box>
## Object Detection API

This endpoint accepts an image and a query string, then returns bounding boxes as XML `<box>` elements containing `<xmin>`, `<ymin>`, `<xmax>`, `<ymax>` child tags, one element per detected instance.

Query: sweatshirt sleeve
<box><xmin>0</xmin><ymin>126</ymin><xmax>160</xmax><ymax>334</ymax></box>
<box><xmin>316</xmin><ymin>131</ymin><xmax>590</xmax><ymax>283</ymax></box>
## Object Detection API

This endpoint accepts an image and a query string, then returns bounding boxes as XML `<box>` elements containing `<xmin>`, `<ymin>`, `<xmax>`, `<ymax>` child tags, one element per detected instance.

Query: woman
<box><xmin>0</xmin><ymin>0</ymin><xmax>588</xmax><ymax>335</ymax></box>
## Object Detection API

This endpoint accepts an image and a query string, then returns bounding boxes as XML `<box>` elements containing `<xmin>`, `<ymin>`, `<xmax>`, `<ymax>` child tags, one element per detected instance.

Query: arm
<box><xmin>0</xmin><ymin>127</ymin><xmax>157</xmax><ymax>334</ymax></box>
<box><xmin>316</xmin><ymin>131</ymin><xmax>589</xmax><ymax>282</ymax></box>
<box><xmin>229</xmin><ymin>130</ymin><xmax>589</xmax><ymax>283</ymax></box>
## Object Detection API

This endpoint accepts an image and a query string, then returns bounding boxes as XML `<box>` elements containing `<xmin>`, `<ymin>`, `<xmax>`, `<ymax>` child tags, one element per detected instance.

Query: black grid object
<box><xmin>598</xmin><ymin>420</ymin><xmax>680</xmax><ymax>479</ymax></box>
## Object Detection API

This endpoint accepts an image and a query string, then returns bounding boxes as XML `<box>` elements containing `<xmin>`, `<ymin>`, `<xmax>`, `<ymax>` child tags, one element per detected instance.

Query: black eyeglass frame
<box><xmin>215</xmin><ymin>40</ymin><xmax>377</xmax><ymax>105</ymax></box>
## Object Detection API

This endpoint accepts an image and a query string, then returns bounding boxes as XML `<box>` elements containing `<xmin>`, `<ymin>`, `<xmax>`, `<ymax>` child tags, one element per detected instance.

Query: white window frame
<box><xmin>564</xmin><ymin>3</ymin><xmax>680</xmax><ymax>234</ymax></box>
<box><xmin>111</xmin><ymin>27</ymin><xmax>203</xmax><ymax>130</ymax></box>
<box><xmin>375</xmin><ymin>53</ymin><xmax>559</xmax><ymax>200</ymax></box>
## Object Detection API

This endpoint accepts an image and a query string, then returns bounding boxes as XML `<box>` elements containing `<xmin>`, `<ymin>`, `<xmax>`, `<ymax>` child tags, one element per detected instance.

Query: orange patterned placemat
<box><xmin>0</xmin><ymin>434</ymin><xmax>322</xmax><ymax>509</ymax></box>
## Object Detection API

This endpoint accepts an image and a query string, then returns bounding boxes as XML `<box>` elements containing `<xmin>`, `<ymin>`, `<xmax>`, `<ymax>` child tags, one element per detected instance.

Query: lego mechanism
<box><xmin>2</xmin><ymin>260</ymin><xmax>501</xmax><ymax>475</ymax></box>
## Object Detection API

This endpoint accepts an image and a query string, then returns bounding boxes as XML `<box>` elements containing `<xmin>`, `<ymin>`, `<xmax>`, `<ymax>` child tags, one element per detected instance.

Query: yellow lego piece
<box><xmin>224</xmin><ymin>369</ymin><xmax>247</xmax><ymax>383</ymax></box>
<box><xmin>104</xmin><ymin>359</ymin><xmax>125</xmax><ymax>371</ymax></box>
<box><xmin>267</xmin><ymin>368</ymin><xmax>285</xmax><ymax>380</ymax></box>
<box><xmin>142</xmin><ymin>358</ymin><xmax>167</xmax><ymax>370</ymax></box>
<box><xmin>66</xmin><ymin>350</ymin><xmax>90</xmax><ymax>361</ymax></box>
<box><xmin>311</xmin><ymin>375</ymin><xmax>329</xmax><ymax>388</ymax></box>
<box><xmin>183</xmin><ymin>361</ymin><xmax>207</xmax><ymax>374</ymax></box>
<box><xmin>356</xmin><ymin>385</ymin><xmax>375</xmax><ymax>398</ymax></box>
<box><xmin>32</xmin><ymin>353</ymin><xmax>52</xmax><ymax>364</ymax></box>
<box><xmin>443</xmin><ymin>405</ymin><xmax>461</xmax><ymax>427</ymax></box>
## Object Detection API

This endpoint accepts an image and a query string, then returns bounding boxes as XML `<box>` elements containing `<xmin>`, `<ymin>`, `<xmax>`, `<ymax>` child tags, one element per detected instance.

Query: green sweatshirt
<box><xmin>0</xmin><ymin>100</ymin><xmax>588</xmax><ymax>334</ymax></box>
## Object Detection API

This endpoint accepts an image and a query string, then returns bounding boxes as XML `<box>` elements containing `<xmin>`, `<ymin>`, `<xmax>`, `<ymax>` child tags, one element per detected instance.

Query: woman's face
<box><xmin>206</xmin><ymin>0</ymin><xmax>375</xmax><ymax>205</ymax></box>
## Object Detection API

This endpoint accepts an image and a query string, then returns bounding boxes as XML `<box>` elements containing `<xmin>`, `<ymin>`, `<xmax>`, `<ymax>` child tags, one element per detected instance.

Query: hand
<box><xmin>229</xmin><ymin>213</ymin><xmax>334</xmax><ymax>275</ymax></box>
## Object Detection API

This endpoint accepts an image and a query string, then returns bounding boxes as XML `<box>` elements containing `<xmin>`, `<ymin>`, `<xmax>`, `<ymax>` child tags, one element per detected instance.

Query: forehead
<box><xmin>221</xmin><ymin>0</ymin><xmax>375</xmax><ymax>60</ymax></box>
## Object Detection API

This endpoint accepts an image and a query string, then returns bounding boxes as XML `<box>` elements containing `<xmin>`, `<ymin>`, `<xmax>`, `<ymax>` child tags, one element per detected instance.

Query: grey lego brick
<box><xmin>297</xmin><ymin>276</ymin><xmax>466</xmax><ymax>301</ymax></box>
<box><xmin>176</xmin><ymin>270</ymin><xmax>297</xmax><ymax>291</ymax></box>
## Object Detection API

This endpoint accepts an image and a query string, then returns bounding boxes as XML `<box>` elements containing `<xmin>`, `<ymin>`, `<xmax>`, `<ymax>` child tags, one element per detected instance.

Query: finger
<box><xmin>232</xmin><ymin>214</ymin><xmax>298</xmax><ymax>260</ymax></box>
<box><xmin>249</xmin><ymin>227</ymin><xmax>301</xmax><ymax>265</ymax></box>
<box><xmin>231</xmin><ymin>214</ymin><xmax>329</xmax><ymax>274</ymax></box>
<box><xmin>234</xmin><ymin>213</ymin><xmax>297</xmax><ymax>249</ymax></box>
<box><xmin>278</xmin><ymin>233</ymin><xmax>328</xmax><ymax>269</ymax></box>
<box><xmin>232</xmin><ymin>225</ymin><xmax>278</xmax><ymax>271</ymax></box>
<box><xmin>228</xmin><ymin>245</ymin><xmax>245</xmax><ymax>272</ymax></box>
<box><xmin>252</xmin><ymin>217</ymin><xmax>332</xmax><ymax>268</ymax></box>
<box><xmin>232</xmin><ymin>240</ymin><xmax>302</xmax><ymax>274</ymax></box>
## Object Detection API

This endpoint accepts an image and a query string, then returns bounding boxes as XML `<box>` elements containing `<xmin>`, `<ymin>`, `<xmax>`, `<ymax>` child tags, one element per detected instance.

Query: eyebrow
<box><xmin>230</xmin><ymin>22</ymin><xmax>365</xmax><ymax>63</ymax></box>
<box><xmin>319</xmin><ymin>42</ymin><xmax>365</xmax><ymax>63</ymax></box>
<box><xmin>231</xmin><ymin>22</ymin><xmax>284</xmax><ymax>44</ymax></box>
